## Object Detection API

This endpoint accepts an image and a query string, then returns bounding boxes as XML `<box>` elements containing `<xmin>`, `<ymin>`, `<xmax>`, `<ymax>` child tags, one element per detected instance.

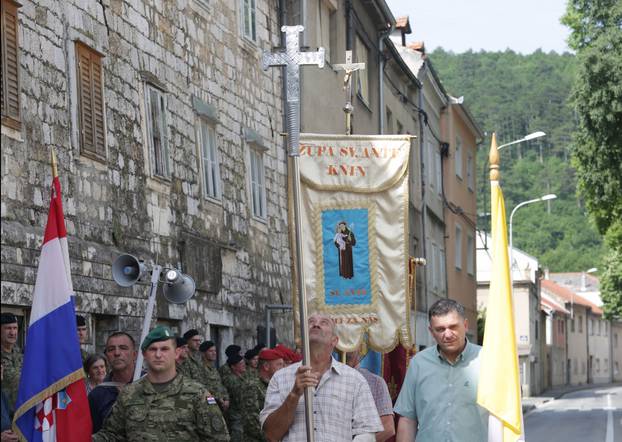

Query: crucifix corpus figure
<box><xmin>334</xmin><ymin>50</ymin><xmax>365</xmax><ymax>135</ymax></box>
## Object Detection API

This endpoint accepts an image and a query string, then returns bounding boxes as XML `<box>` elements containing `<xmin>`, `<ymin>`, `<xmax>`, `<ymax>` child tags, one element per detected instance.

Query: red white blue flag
<box><xmin>13</xmin><ymin>175</ymin><xmax>92</xmax><ymax>441</ymax></box>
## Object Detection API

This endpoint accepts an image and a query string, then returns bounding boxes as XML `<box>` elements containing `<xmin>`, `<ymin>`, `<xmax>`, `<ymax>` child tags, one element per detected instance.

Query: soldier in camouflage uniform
<box><xmin>240</xmin><ymin>348</ymin><xmax>284</xmax><ymax>442</ymax></box>
<box><xmin>0</xmin><ymin>313</ymin><xmax>22</xmax><ymax>410</ymax></box>
<box><xmin>200</xmin><ymin>340</ymin><xmax>229</xmax><ymax>411</ymax></box>
<box><xmin>183</xmin><ymin>329</ymin><xmax>203</xmax><ymax>363</ymax></box>
<box><xmin>76</xmin><ymin>315</ymin><xmax>89</xmax><ymax>363</ymax></box>
<box><xmin>94</xmin><ymin>326</ymin><xmax>229</xmax><ymax>442</ymax></box>
<box><xmin>222</xmin><ymin>353</ymin><xmax>246</xmax><ymax>442</ymax></box>
<box><xmin>218</xmin><ymin>344</ymin><xmax>240</xmax><ymax>385</ymax></box>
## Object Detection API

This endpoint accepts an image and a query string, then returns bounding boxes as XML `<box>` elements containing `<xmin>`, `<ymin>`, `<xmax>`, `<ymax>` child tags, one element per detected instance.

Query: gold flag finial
<box><xmin>51</xmin><ymin>148</ymin><xmax>58</xmax><ymax>178</ymax></box>
<box><xmin>489</xmin><ymin>133</ymin><xmax>500</xmax><ymax>181</ymax></box>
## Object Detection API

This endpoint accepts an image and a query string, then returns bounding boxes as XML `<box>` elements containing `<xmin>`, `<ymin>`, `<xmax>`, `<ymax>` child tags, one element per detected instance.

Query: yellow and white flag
<box><xmin>292</xmin><ymin>133</ymin><xmax>412</xmax><ymax>352</ymax></box>
<box><xmin>477</xmin><ymin>133</ymin><xmax>523</xmax><ymax>441</ymax></box>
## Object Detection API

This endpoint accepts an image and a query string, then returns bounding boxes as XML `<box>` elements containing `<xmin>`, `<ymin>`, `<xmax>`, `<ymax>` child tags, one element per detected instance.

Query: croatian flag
<box><xmin>13</xmin><ymin>175</ymin><xmax>92</xmax><ymax>441</ymax></box>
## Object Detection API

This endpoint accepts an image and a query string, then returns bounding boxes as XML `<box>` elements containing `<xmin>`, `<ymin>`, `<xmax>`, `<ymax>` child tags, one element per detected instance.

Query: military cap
<box><xmin>227</xmin><ymin>353</ymin><xmax>243</xmax><ymax>366</ymax></box>
<box><xmin>273</xmin><ymin>344</ymin><xmax>291</xmax><ymax>361</ymax></box>
<box><xmin>176</xmin><ymin>336</ymin><xmax>188</xmax><ymax>347</ymax></box>
<box><xmin>225</xmin><ymin>344</ymin><xmax>241</xmax><ymax>357</ymax></box>
<box><xmin>141</xmin><ymin>325</ymin><xmax>174</xmax><ymax>351</ymax></box>
<box><xmin>259</xmin><ymin>348</ymin><xmax>282</xmax><ymax>361</ymax></box>
<box><xmin>76</xmin><ymin>315</ymin><xmax>86</xmax><ymax>327</ymax></box>
<box><xmin>0</xmin><ymin>313</ymin><xmax>17</xmax><ymax>325</ymax></box>
<box><xmin>199</xmin><ymin>340</ymin><xmax>215</xmax><ymax>352</ymax></box>
<box><xmin>244</xmin><ymin>347</ymin><xmax>259</xmax><ymax>360</ymax></box>
<box><xmin>182</xmin><ymin>329</ymin><xmax>199</xmax><ymax>340</ymax></box>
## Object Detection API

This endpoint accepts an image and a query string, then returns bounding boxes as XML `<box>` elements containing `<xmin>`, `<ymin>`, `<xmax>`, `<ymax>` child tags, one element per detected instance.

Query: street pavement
<box><xmin>524</xmin><ymin>384</ymin><xmax>621</xmax><ymax>442</ymax></box>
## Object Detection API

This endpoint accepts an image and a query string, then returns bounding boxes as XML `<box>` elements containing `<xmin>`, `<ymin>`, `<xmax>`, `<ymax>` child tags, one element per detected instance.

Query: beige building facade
<box><xmin>442</xmin><ymin>98</ymin><xmax>483</xmax><ymax>342</ymax></box>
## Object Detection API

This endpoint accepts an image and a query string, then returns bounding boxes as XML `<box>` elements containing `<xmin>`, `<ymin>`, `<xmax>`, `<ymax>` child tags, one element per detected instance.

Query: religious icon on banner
<box><xmin>333</xmin><ymin>220</ymin><xmax>356</xmax><ymax>279</ymax></box>
<box><xmin>322</xmin><ymin>209</ymin><xmax>371</xmax><ymax>306</ymax></box>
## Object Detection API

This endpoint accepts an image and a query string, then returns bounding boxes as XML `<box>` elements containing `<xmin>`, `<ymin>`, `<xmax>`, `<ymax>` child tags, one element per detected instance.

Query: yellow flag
<box><xmin>477</xmin><ymin>134</ymin><xmax>522</xmax><ymax>441</ymax></box>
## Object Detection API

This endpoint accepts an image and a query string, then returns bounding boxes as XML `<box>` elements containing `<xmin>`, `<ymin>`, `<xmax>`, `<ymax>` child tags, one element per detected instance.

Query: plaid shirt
<box><xmin>260</xmin><ymin>359</ymin><xmax>382</xmax><ymax>442</ymax></box>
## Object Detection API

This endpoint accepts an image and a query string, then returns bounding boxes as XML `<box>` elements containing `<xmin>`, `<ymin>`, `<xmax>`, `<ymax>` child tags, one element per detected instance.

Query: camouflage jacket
<box><xmin>93</xmin><ymin>374</ymin><xmax>229</xmax><ymax>441</ymax></box>
<box><xmin>177</xmin><ymin>357</ymin><xmax>204</xmax><ymax>383</ymax></box>
<box><xmin>222</xmin><ymin>373</ymin><xmax>244</xmax><ymax>418</ymax></box>
<box><xmin>203</xmin><ymin>363</ymin><xmax>229</xmax><ymax>402</ymax></box>
<box><xmin>240</xmin><ymin>375</ymin><xmax>269</xmax><ymax>442</ymax></box>
<box><xmin>1</xmin><ymin>346</ymin><xmax>22</xmax><ymax>409</ymax></box>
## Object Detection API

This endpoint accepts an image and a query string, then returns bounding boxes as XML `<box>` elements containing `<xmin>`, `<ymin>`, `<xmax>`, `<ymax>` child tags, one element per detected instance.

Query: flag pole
<box><xmin>51</xmin><ymin>148</ymin><xmax>58</xmax><ymax>179</ymax></box>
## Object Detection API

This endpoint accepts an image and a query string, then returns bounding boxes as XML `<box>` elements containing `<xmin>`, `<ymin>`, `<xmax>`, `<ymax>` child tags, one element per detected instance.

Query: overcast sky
<box><xmin>385</xmin><ymin>0</ymin><xmax>572</xmax><ymax>54</ymax></box>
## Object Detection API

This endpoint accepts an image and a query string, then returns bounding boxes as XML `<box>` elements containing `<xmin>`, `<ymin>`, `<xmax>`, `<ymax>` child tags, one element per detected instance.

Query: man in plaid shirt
<box><xmin>260</xmin><ymin>314</ymin><xmax>382</xmax><ymax>441</ymax></box>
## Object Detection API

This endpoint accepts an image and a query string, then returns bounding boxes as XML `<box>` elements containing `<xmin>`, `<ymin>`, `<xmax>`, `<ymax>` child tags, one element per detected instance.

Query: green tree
<box><xmin>562</xmin><ymin>0</ymin><xmax>622</xmax><ymax>318</ymax></box>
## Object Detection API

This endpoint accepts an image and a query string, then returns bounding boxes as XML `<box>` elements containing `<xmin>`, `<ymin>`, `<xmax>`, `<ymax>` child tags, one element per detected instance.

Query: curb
<box><xmin>522</xmin><ymin>382</ymin><xmax>622</xmax><ymax>414</ymax></box>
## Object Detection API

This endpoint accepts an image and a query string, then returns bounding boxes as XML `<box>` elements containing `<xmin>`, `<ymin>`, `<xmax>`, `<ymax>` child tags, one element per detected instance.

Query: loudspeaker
<box><xmin>163</xmin><ymin>269</ymin><xmax>196</xmax><ymax>304</ymax></box>
<box><xmin>112</xmin><ymin>254</ymin><xmax>147</xmax><ymax>287</ymax></box>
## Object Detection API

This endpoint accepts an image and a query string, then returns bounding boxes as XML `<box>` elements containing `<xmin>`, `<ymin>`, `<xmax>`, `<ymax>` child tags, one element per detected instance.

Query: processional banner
<box><xmin>292</xmin><ymin>133</ymin><xmax>413</xmax><ymax>352</ymax></box>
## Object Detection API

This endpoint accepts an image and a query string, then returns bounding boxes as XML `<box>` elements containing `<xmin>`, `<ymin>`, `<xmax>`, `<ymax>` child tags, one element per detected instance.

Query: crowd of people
<box><xmin>1</xmin><ymin>298</ymin><xmax>488</xmax><ymax>441</ymax></box>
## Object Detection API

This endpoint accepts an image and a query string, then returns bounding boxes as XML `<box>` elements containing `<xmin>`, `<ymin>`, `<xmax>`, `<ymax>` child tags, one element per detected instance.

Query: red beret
<box><xmin>259</xmin><ymin>348</ymin><xmax>283</xmax><ymax>361</ymax></box>
<box><xmin>273</xmin><ymin>344</ymin><xmax>291</xmax><ymax>361</ymax></box>
<box><xmin>289</xmin><ymin>351</ymin><xmax>303</xmax><ymax>363</ymax></box>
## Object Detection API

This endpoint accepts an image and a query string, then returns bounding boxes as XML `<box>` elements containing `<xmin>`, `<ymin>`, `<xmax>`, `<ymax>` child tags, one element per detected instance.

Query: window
<box><xmin>354</xmin><ymin>34</ymin><xmax>369</xmax><ymax>105</ymax></box>
<box><xmin>454</xmin><ymin>136</ymin><xmax>462</xmax><ymax>178</ymax></box>
<box><xmin>571</xmin><ymin>317</ymin><xmax>575</xmax><ymax>332</ymax></box>
<box><xmin>435</xmin><ymin>144</ymin><xmax>442</xmax><ymax>194</ymax></box>
<box><xmin>466</xmin><ymin>234</ymin><xmax>474</xmax><ymax>275</ymax></box>
<box><xmin>455</xmin><ymin>224</ymin><xmax>463</xmax><ymax>270</ymax></box>
<box><xmin>467</xmin><ymin>153</ymin><xmax>474</xmax><ymax>191</ymax></box>
<box><xmin>431</xmin><ymin>243</ymin><xmax>439</xmax><ymax>292</ymax></box>
<box><xmin>579</xmin><ymin>315</ymin><xmax>583</xmax><ymax>333</ymax></box>
<box><xmin>249</xmin><ymin>148</ymin><xmax>266</xmax><ymax>218</ymax></box>
<box><xmin>241</xmin><ymin>0</ymin><xmax>256</xmax><ymax>41</ymax></box>
<box><xmin>1</xmin><ymin>0</ymin><xmax>21</xmax><ymax>129</ymax></box>
<box><xmin>573</xmin><ymin>358</ymin><xmax>577</xmax><ymax>375</ymax></box>
<box><xmin>427</xmin><ymin>140</ymin><xmax>435</xmax><ymax>190</ymax></box>
<box><xmin>615</xmin><ymin>333</ymin><xmax>618</xmax><ymax>348</ymax></box>
<box><xmin>318</xmin><ymin>0</ymin><xmax>336</xmax><ymax>63</ymax></box>
<box><xmin>76</xmin><ymin>42</ymin><xmax>106</xmax><ymax>160</ymax></box>
<box><xmin>535</xmin><ymin>320</ymin><xmax>539</xmax><ymax>340</ymax></box>
<box><xmin>197</xmin><ymin>119</ymin><xmax>221</xmax><ymax>200</ymax></box>
<box><xmin>397</xmin><ymin>120</ymin><xmax>403</xmax><ymax>134</ymax></box>
<box><xmin>145</xmin><ymin>84</ymin><xmax>170</xmax><ymax>177</ymax></box>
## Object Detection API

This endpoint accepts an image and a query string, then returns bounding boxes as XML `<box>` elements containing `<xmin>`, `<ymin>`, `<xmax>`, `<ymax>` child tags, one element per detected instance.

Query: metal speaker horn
<box><xmin>163</xmin><ymin>269</ymin><xmax>196</xmax><ymax>304</ymax></box>
<box><xmin>112</xmin><ymin>254</ymin><xmax>147</xmax><ymax>287</ymax></box>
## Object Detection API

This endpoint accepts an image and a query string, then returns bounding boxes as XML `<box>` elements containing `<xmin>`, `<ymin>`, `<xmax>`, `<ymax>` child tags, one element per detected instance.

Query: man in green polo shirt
<box><xmin>394</xmin><ymin>299</ymin><xmax>488</xmax><ymax>442</ymax></box>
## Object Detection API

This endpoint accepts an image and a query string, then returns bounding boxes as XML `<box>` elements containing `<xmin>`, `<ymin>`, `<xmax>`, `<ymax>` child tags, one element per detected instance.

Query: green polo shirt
<box><xmin>394</xmin><ymin>341</ymin><xmax>488</xmax><ymax>442</ymax></box>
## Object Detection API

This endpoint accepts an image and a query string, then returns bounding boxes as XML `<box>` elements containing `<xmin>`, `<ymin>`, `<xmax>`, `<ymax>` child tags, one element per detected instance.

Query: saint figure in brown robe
<box><xmin>334</xmin><ymin>221</ymin><xmax>356</xmax><ymax>279</ymax></box>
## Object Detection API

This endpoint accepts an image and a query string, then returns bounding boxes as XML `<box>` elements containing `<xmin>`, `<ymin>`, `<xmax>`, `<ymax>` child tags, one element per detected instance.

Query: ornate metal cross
<box><xmin>334</xmin><ymin>50</ymin><xmax>365</xmax><ymax>135</ymax></box>
<box><xmin>262</xmin><ymin>25</ymin><xmax>324</xmax><ymax>155</ymax></box>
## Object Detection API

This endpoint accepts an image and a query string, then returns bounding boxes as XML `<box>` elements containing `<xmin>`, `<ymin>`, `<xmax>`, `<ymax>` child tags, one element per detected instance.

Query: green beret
<box><xmin>141</xmin><ymin>325</ymin><xmax>174</xmax><ymax>351</ymax></box>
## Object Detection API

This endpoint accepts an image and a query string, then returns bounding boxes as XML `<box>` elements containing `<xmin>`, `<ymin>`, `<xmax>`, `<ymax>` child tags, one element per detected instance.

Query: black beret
<box><xmin>227</xmin><ymin>354</ymin><xmax>243</xmax><ymax>366</ymax></box>
<box><xmin>183</xmin><ymin>329</ymin><xmax>200</xmax><ymax>340</ymax></box>
<box><xmin>199</xmin><ymin>340</ymin><xmax>215</xmax><ymax>352</ymax></box>
<box><xmin>76</xmin><ymin>315</ymin><xmax>87</xmax><ymax>327</ymax></box>
<box><xmin>244</xmin><ymin>348</ymin><xmax>259</xmax><ymax>360</ymax></box>
<box><xmin>225</xmin><ymin>344</ymin><xmax>241</xmax><ymax>358</ymax></box>
<box><xmin>176</xmin><ymin>336</ymin><xmax>188</xmax><ymax>347</ymax></box>
<box><xmin>0</xmin><ymin>313</ymin><xmax>17</xmax><ymax>325</ymax></box>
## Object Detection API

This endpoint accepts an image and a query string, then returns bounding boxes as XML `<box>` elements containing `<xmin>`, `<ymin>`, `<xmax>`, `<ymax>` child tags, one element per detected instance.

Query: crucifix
<box><xmin>334</xmin><ymin>50</ymin><xmax>365</xmax><ymax>135</ymax></box>
<box><xmin>262</xmin><ymin>25</ymin><xmax>324</xmax><ymax>442</ymax></box>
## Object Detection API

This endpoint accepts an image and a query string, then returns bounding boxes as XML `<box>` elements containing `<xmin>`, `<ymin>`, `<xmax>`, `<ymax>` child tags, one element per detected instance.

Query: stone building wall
<box><xmin>1</xmin><ymin>0</ymin><xmax>294</xmax><ymax>356</ymax></box>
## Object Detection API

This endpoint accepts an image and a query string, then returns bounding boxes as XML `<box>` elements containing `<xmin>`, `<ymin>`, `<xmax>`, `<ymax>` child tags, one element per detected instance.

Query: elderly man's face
<box><xmin>1</xmin><ymin>323</ymin><xmax>18</xmax><ymax>347</ymax></box>
<box><xmin>308</xmin><ymin>314</ymin><xmax>338</xmax><ymax>348</ymax></box>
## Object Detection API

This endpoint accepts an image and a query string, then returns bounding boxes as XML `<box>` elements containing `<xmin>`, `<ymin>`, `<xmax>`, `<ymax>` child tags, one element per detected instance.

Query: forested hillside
<box><xmin>429</xmin><ymin>49</ymin><xmax>604</xmax><ymax>272</ymax></box>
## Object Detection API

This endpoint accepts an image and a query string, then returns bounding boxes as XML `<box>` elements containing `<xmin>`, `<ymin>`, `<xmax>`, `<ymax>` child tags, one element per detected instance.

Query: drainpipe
<box><xmin>378</xmin><ymin>32</ymin><xmax>389</xmax><ymax>133</ymax></box>
<box><xmin>418</xmin><ymin>74</ymin><xmax>428</xmax><ymax>317</ymax></box>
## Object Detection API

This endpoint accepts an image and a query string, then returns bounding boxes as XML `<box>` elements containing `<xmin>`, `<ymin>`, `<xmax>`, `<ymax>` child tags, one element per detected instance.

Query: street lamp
<box><xmin>509</xmin><ymin>194</ymin><xmax>557</xmax><ymax>280</ymax></box>
<box><xmin>497</xmin><ymin>131</ymin><xmax>546</xmax><ymax>150</ymax></box>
